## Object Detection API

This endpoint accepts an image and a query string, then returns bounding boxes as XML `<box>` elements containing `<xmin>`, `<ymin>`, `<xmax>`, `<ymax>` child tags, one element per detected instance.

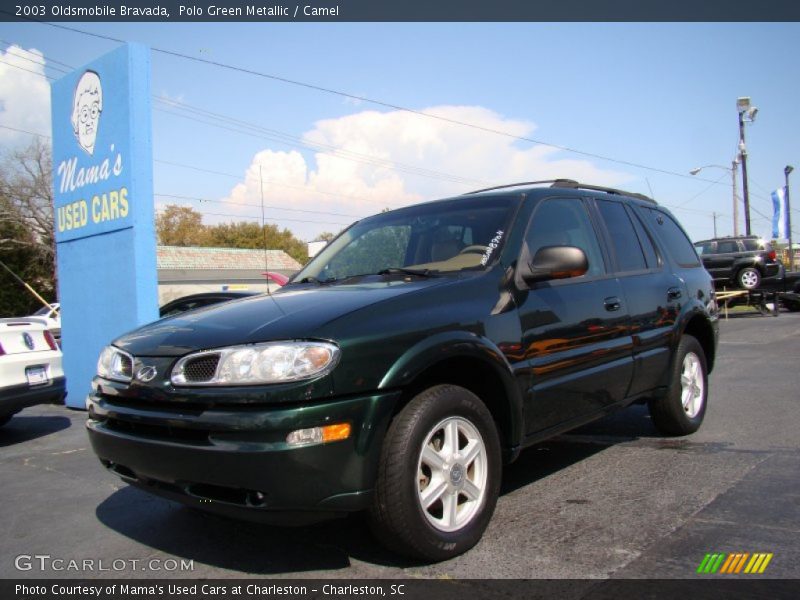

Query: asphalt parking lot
<box><xmin>1</xmin><ymin>310</ymin><xmax>799</xmax><ymax>580</ymax></box>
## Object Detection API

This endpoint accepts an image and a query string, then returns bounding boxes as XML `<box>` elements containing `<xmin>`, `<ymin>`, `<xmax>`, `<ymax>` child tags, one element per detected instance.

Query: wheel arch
<box><xmin>680</xmin><ymin>312</ymin><xmax>717</xmax><ymax>373</ymax></box>
<box><xmin>378</xmin><ymin>331</ymin><xmax>524</xmax><ymax>459</ymax></box>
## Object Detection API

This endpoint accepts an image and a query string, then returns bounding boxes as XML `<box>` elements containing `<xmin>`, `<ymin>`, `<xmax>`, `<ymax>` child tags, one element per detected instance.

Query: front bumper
<box><xmin>0</xmin><ymin>377</ymin><xmax>66</xmax><ymax>417</ymax></box>
<box><xmin>86</xmin><ymin>390</ymin><xmax>400</xmax><ymax>523</ymax></box>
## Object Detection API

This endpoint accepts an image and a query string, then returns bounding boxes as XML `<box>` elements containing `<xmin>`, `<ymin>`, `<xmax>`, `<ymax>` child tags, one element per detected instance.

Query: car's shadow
<box><xmin>95</xmin><ymin>405</ymin><xmax>659</xmax><ymax>574</ymax></box>
<box><xmin>719</xmin><ymin>310</ymin><xmax>779</xmax><ymax>319</ymax></box>
<box><xmin>0</xmin><ymin>415</ymin><xmax>72</xmax><ymax>447</ymax></box>
<box><xmin>502</xmin><ymin>403</ymin><xmax>658</xmax><ymax>495</ymax></box>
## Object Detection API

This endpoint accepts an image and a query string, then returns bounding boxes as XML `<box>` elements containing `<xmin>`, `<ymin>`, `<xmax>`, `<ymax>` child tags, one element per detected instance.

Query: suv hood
<box><xmin>114</xmin><ymin>279</ymin><xmax>452</xmax><ymax>357</ymax></box>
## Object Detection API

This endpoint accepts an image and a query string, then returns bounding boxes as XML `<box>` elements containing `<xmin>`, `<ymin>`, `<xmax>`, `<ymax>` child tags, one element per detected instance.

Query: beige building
<box><xmin>157</xmin><ymin>246</ymin><xmax>302</xmax><ymax>304</ymax></box>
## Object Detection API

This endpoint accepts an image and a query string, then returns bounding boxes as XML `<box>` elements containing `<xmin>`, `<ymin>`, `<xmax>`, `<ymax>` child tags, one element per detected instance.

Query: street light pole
<box><xmin>786</xmin><ymin>165</ymin><xmax>794</xmax><ymax>271</ymax></box>
<box><xmin>737</xmin><ymin>97</ymin><xmax>757</xmax><ymax>237</ymax></box>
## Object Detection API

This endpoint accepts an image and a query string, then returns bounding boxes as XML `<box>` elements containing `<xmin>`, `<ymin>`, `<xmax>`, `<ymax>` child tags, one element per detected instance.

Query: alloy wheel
<box><xmin>680</xmin><ymin>351</ymin><xmax>705</xmax><ymax>418</ymax></box>
<box><xmin>416</xmin><ymin>416</ymin><xmax>488</xmax><ymax>533</ymax></box>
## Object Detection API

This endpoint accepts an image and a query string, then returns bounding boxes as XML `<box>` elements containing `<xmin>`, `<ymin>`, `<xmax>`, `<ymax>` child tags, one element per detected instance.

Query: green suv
<box><xmin>87</xmin><ymin>180</ymin><xmax>719</xmax><ymax>561</ymax></box>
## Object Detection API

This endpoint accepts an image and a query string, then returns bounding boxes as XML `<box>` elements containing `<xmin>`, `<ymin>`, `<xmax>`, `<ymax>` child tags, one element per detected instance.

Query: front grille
<box><xmin>105</xmin><ymin>417</ymin><xmax>211</xmax><ymax>445</ymax></box>
<box><xmin>183</xmin><ymin>354</ymin><xmax>220</xmax><ymax>382</ymax></box>
<box><xmin>97</xmin><ymin>395</ymin><xmax>207</xmax><ymax>414</ymax></box>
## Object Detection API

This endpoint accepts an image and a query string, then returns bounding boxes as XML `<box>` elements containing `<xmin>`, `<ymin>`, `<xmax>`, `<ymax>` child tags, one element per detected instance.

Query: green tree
<box><xmin>156</xmin><ymin>205</ymin><xmax>209</xmax><ymax>246</ymax></box>
<box><xmin>156</xmin><ymin>205</ymin><xmax>307</xmax><ymax>264</ymax></box>
<box><xmin>206</xmin><ymin>221</ymin><xmax>307</xmax><ymax>264</ymax></box>
<box><xmin>0</xmin><ymin>139</ymin><xmax>56</xmax><ymax>316</ymax></box>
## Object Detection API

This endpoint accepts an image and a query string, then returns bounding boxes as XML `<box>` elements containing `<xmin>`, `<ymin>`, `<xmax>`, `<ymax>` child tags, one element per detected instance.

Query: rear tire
<box><xmin>369</xmin><ymin>384</ymin><xmax>501</xmax><ymax>561</ymax></box>
<box><xmin>649</xmin><ymin>335</ymin><xmax>708</xmax><ymax>436</ymax></box>
<box><xmin>782</xmin><ymin>298</ymin><xmax>800</xmax><ymax>312</ymax></box>
<box><xmin>737</xmin><ymin>267</ymin><xmax>761</xmax><ymax>290</ymax></box>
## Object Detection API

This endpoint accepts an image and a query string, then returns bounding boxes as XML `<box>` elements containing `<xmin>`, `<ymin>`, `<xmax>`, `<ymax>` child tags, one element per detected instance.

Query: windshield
<box><xmin>295</xmin><ymin>195</ymin><xmax>516</xmax><ymax>283</ymax></box>
<box><xmin>34</xmin><ymin>304</ymin><xmax>59</xmax><ymax>317</ymax></box>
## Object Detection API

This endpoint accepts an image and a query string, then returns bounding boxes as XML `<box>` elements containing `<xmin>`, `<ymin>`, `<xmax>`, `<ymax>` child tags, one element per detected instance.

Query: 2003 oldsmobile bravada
<box><xmin>87</xmin><ymin>180</ymin><xmax>719</xmax><ymax>561</ymax></box>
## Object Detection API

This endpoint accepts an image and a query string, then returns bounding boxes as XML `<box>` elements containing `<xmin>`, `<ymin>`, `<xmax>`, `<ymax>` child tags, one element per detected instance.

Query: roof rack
<box><xmin>463</xmin><ymin>179</ymin><xmax>656</xmax><ymax>204</ymax></box>
<box><xmin>463</xmin><ymin>180</ymin><xmax>572</xmax><ymax>195</ymax></box>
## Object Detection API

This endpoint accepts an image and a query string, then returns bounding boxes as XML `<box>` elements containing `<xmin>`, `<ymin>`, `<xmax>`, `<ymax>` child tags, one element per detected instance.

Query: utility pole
<box><xmin>731</xmin><ymin>158</ymin><xmax>739</xmax><ymax>237</ymax></box>
<box><xmin>787</xmin><ymin>165</ymin><xmax>795</xmax><ymax>271</ymax></box>
<box><xmin>737</xmin><ymin>97</ymin><xmax>757</xmax><ymax>236</ymax></box>
<box><xmin>738</xmin><ymin>111</ymin><xmax>751</xmax><ymax>236</ymax></box>
<box><xmin>712</xmin><ymin>212</ymin><xmax>718</xmax><ymax>238</ymax></box>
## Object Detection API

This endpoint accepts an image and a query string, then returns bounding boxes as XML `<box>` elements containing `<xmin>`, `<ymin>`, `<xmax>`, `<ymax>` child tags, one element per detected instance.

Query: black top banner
<box><xmin>3</xmin><ymin>0</ymin><xmax>800</xmax><ymax>22</ymax></box>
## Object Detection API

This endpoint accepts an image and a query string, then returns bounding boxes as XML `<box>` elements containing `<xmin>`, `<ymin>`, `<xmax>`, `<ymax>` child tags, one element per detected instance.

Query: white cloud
<box><xmin>0</xmin><ymin>45</ymin><xmax>51</xmax><ymax>144</ymax></box>
<box><xmin>221</xmin><ymin>105</ymin><xmax>632</xmax><ymax>240</ymax></box>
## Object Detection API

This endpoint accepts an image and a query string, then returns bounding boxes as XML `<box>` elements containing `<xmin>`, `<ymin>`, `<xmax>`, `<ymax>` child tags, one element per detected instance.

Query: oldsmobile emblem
<box><xmin>136</xmin><ymin>365</ymin><xmax>158</xmax><ymax>382</ymax></box>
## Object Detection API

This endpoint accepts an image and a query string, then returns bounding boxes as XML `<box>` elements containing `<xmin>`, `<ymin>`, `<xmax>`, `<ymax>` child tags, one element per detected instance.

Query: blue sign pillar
<box><xmin>51</xmin><ymin>44</ymin><xmax>158</xmax><ymax>408</ymax></box>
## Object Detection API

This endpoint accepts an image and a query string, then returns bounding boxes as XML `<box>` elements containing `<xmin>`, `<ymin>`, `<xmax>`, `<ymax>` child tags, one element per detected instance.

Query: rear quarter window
<box><xmin>742</xmin><ymin>239</ymin><xmax>768</xmax><ymax>251</ymax></box>
<box><xmin>694</xmin><ymin>242</ymin><xmax>714</xmax><ymax>256</ymax></box>
<box><xmin>641</xmin><ymin>208</ymin><xmax>701</xmax><ymax>268</ymax></box>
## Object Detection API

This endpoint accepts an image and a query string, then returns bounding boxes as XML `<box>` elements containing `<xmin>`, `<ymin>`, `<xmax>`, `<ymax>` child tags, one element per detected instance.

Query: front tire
<box><xmin>649</xmin><ymin>335</ymin><xmax>708</xmax><ymax>436</ymax></box>
<box><xmin>369</xmin><ymin>384</ymin><xmax>501</xmax><ymax>561</ymax></box>
<box><xmin>737</xmin><ymin>267</ymin><xmax>761</xmax><ymax>290</ymax></box>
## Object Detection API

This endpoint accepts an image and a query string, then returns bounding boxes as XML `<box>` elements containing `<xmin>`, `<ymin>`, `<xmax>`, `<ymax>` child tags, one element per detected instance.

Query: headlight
<box><xmin>97</xmin><ymin>346</ymin><xmax>133</xmax><ymax>382</ymax></box>
<box><xmin>171</xmin><ymin>341</ymin><xmax>340</xmax><ymax>386</ymax></box>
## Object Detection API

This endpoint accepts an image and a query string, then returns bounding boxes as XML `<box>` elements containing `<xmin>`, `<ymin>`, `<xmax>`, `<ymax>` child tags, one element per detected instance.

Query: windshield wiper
<box><xmin>295</xmin><ymin>276</ymin><xmax>338</xmax><ymax>285</ymax></box>
<box><xmin>377</xmin><ymin>267</ymin><xmax>436</xmax><ymax>278</ymax></box>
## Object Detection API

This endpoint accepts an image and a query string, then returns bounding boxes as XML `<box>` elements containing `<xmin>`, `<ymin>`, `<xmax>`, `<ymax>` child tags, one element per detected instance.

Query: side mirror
<box><xmin>520</xmin><ymin>245</ymin><xmax>588</xmax><ymax>286</ymax></box>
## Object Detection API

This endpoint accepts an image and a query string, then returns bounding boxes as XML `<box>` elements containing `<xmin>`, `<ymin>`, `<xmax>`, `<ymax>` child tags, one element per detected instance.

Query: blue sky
<box><xmin>1</xmin><ymin>22</ymin><xmax>798</xmax><ymax>243</ymax></box>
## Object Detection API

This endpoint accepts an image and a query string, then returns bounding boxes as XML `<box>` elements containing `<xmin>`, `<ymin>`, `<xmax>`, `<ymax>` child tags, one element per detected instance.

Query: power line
<box><xmin>153</xmin><ymin>97</ymin><xmax>488</xmax><ymax>187</ymax></box>
<box><xmin>155</xmin><ymin>207</ymin><xmax>352</xmax><ymax>227</ymax></box>
<box><xmin>0</xmin><ymin>39</ymin><xmax>75</xmax><ymax>70</ymax></box>
<box><xmin>153</xmin><ymin>158</ymin><xmax>382</xmax><ymax>205</ymax></box>
<box><xmin>668</xmin><ymin>205</ymin><xmax>728</xmax><ymax>217</ymax></box>
<box><xmin>673</xmin><ymin>172</ymin><xmax>729</xmax><ymax>209</ymax></box>
<box><xmin>0</xmin><ymin>125</ymin><xmax>732</xmax><ymax>221</ymax></box>
<box><xmin>11</xmin><ymin>16</ymin><xmax>727</xmax><ymax>185</ymax></box>
<box><xmin>0</xmin><ymin>37</ymin><xmax>482</xmax><ymax>189</ymax></box>
<box><xmin>0</xmin><ymin>125</ymin><xmax>398</xmax><ymax>212</ymax></box>
<box><xmin>0</xmin><ymin>34</ymin><xmax>752</xmax><ymax>222</ymax></box>
<box><xmin>0</xmin><ymin>58</ymin><xmax>55</xmax><ymax>80</ymax></box>
<box><xmin>0</xmin><ymin>42</ymin><xmax>71</xmax><ymax>74</ymax></box>
<box><xmin>155</xmin><ymin>193</ymin><xmax>363</xmax><ymax>218</ymax></box>
<box><xmin>0</xmin><ymin>124</ymin><xmax>51</xmax><ymax>138</ymax></box>
<box><xmin>0</xmin><ymin>55</ymin><xmax>462</xmax><ymax>202</ymax></box>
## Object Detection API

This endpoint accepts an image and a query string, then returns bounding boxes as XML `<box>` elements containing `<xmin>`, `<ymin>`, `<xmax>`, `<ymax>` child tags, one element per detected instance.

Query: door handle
<box><xmin>667</xmin><ymin>287</ymin><xmax>683</xmax><ymax>301</ymax></box>
<box><xmin>604</xmin><ymin>296</ymin><xmax>621</xmax><ymax>312</ymax></box>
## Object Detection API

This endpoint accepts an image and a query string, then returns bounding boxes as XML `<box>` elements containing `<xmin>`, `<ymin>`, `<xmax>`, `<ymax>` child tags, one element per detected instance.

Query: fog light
<box><xmin>286</xmin><ymin>423</ymin><xmax>351</xmax><ymax>446</ymax></box>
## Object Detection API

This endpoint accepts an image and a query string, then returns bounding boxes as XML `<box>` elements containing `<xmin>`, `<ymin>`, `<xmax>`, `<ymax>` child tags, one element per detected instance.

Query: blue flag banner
<box><xmin>772</xmin><ymin>187</ymin><xmax>788</xmax><ymax>241</ymax></box>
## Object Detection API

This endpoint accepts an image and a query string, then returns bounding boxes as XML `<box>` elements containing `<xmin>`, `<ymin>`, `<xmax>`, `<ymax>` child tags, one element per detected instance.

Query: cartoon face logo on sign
<box><xmin>71</xmin><ymin>70</ymin><xmax>103</xmax><ymax>155</ymax></box>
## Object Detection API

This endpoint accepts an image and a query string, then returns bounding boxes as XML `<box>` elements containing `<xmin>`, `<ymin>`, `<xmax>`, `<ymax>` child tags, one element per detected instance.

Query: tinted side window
<box><xmin>643</xmin><ymin>208</ymin><xmax>701</xmax><ymax>268</ymax></box>
<box><xmin>627</xmin><ymin>206</ymin><xmax>660</xmax><ymax>268</ymax></box>
<box><xmin>717</xmin><ymin>241</ymin><xmax>738</xmax><ymax>254</ymax></box>
<box><xmin>525</xmin><ymin>198</ymin><xmax>605</xmax><ymax>277</ymax></box>
<box><xmin>742</xmin><ymin>239</ymin><xmax>767</xmax><ymax>251</ymax></box>
<box><xmin>596</xmin><ymin>199</ymin><xmax>647</xmax><ymax>272</ymax></box>
<box><xmin>695</xmin><ymin>242</ymin><xmax>714</xmax><ymax>256</ymax></box>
